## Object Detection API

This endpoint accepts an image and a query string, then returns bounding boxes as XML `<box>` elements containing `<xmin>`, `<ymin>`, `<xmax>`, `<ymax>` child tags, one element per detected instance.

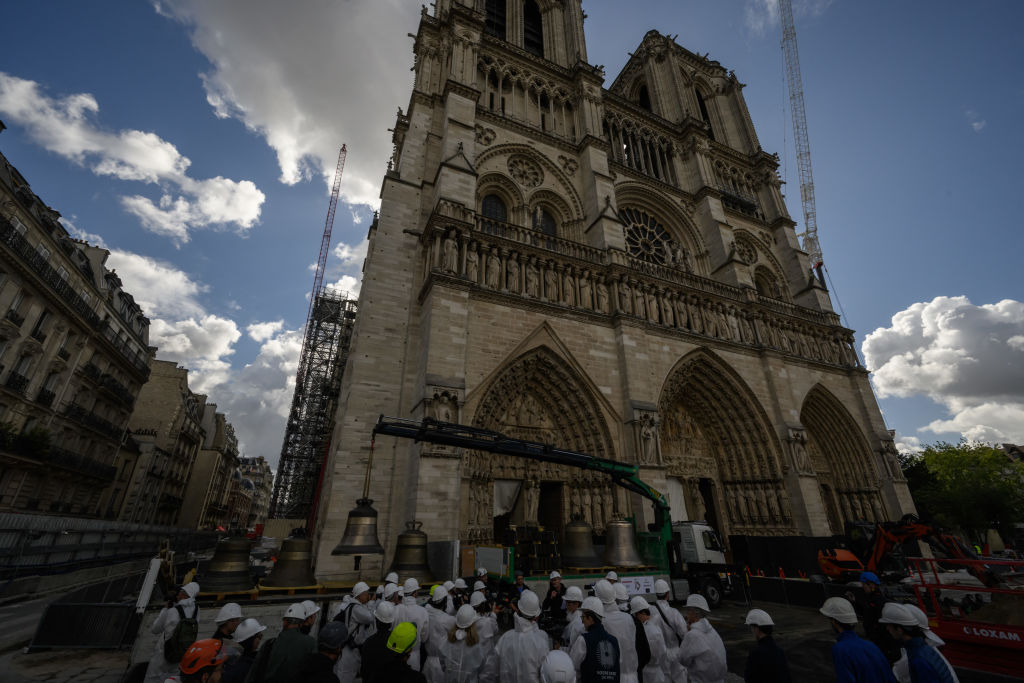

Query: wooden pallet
<box><xmin>257</xmin><ymin>582</ymin><xmax>323</xmax><ymax>596</ymax></box>
<box><xmin>197</xmin><ymin>588</ymin><xmax>260</xmax><ymax>602</ymax></box>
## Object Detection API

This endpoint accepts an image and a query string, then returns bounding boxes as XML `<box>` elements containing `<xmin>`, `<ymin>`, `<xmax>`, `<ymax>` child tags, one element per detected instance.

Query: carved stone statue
<box><xmin>633</xmin><ymin>287</ymin><xmax>646</xmax><ymax>320</ymax></box>
<box><xmin>660</xmin><ymin>293</ymin><xmax>674</xmax><ymax>327</ymax></box>
<box><xmin>485</xmin><ymin>250</ymin><xmax>501</xmax><ymax>289</ymax></box>
<box><xmin>788</xmin><ymin>428</ymin><xmax>813</xmax><ymax>474</ymax></box>
<box><xmin>465</xmin><ymin>245</ymin><xmax>479</xmax><ymax>282</ymax></box>
<box><xmin>544</xmin><ymin>266</ymin><xmax>558</xmax><ymax>301</ymax></box>
<box><xmin>688</xmin><ymin>479</ymin><xmax>706</xmax><ymax>521</ymax></box>
<box><xmin>523</xmin><ymin>478</ymin><xmax>540</xmax><ymax>523</ymax></box>
<box><xmin>579</xmin><ymin>273</ymin><xmax>592</xmax><ymax>309</ymax></box>
<box><xmin>442</xmin><ymin>232</ymin><xmax>458</xmax><ymax>273</ymax></box>
<box><xmin>562</xmin><ymin>272</ymin><xmax>575</xmax><ymax>306</ymax></box>
<box><xmin>507</xmin><ymin>257</ymin><xmax>520</xmax><ymax>292</ymax></box>
<box><xmin>582</xmin><ymin>486</ymin><xmax>593</xmax><ymax>526</ymax></box>
<box><xmin>618</xmin><ymin>281</ymin><xmax>632</xmax><ymax>314</ymax></box>
<box><xmin>525</xmin><ymin>260</ymin><xmax>539</xmax><ymax>297</ymax></box>
<box><xmin>638</xmin><ymin>413</ymin><xmax>658</xmax><ymax>465</ymax></box>
<box><xmin>596</xmin><ymin>281</ymin><xmax>609</xmax><ymax>314</ymax></box>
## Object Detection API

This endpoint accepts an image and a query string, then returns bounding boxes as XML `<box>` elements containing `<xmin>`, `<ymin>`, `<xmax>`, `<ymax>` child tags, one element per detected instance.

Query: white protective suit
<box><xmin>397</xmin><ymin>595</ymin><xmax>431</xmax><ymax>671</ymax></box>
<box><xmin>651</xmin><ymin>599</ymin><xmax>687</xmax><ymax>681</ymax></box>
<box><xmin>440</xmin><ymin>622</ymin><xmax>494</xmax><ymax>682</ymax></box>
<box><xmin>483</xmin><ymin>613</ymin><xmax>550</xmax><ymax>683</ymax></box>
<box><xmin>893</xmin><ymin>644</ymin><xmax>959</xmax><ymax>683</ymax></box>
<box><xmin>562</xmin><ymin>609</ymin><xmax>584</xmax><ymax>648</ymax></box>
<box><xmin>678</xmin><ymin>618</ymin><xmax>726</xmax><ymax>683</ymax></box>
<box><xmin>640</xmin><ymin>618</ymin><xmax>668</xmax><ymax>683</ymax></box>
<box><xmin>601</xmin><ymin>605</ymin><xmax>639</xmax><ymax>683</ymax></box>
<box><xmin>332</xmin><ymin>595</ymin><xmax>377</xmax><ymax>683</ymax></box>
<box><xmin>423</xmin><ymin>603</ymin><xmax>456</xmax><ymax>683</ymax></box>
<box><xmin>475</xmin><ymin>612</ymin><xmax>499</xmax><ymax>643</ymax></box>
<box><xmin>144</xmin><ymin>585</ymin><xmax>200</xmax><ymax>683</ymax></box>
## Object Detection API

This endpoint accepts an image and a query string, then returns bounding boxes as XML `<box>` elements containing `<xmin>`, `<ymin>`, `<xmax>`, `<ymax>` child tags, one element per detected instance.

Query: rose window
<box><xmin>620</xmin><ymin>207</ymin><xmax>671</xmax><ymax>265</ymax></box>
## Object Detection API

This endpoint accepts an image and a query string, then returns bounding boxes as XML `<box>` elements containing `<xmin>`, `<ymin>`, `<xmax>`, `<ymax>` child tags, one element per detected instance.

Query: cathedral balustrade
<box><xmin>426</xmin><ymin>219</ymin><xmax>860</xmax><ymax>370</ymax></box>
<box><xmin>602</xmin><ymin>103</ymin><xmax>679</xmax><ymax>186</ymax></box>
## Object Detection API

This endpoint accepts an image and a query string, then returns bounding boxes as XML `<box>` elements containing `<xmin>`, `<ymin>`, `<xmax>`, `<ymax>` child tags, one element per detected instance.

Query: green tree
<box><xmin>901</xmin><ymin>441</ymin><xmax>1024</xmax><ymax>545</ymax></box>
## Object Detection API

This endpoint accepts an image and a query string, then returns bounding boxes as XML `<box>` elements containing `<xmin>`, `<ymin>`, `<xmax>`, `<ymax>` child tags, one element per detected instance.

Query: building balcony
<box><xmin>99</xmin><ymin>373</ymin><xmax>135</xmax><ymax>406</ymax></box>
<box><xmin>30</xmin><ymin>329</ymin><xmax>47</xmax><ymax>344</ymax></box>
<box><xmin>5</xmin><ymin>309</ymin><xmax>25</xmax><ymax>327</ymax></box>
<box><xmin>35</xmin><ymin>387</ymin><xmax>55</xmax><ymax>408</ymax></box>
<box><xmin>4</xmin><ymin>371</ymin><xmax>29</xmax><ymax>395</ymax></box>
<box><xmin>63</xmin><ymin>403</ymin><xmax>123</xmax><ymax>441</ymax></box>
<box><xmin>81</xmin><ymin>362</ymin><xmax>102</xmax><ymax>382</ymax></box>
<box><xmin>158</xmin><ymin>492</ymin><xmax>183</xmax><ymax>510</ymax></box>
<box><xmin>56</xmin><ymin>348</ymin><xmax>71</xmax><ymax>361</ymax></box>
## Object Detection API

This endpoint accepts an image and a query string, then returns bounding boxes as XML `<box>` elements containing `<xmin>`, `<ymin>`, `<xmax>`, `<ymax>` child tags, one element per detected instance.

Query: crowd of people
<box><xmin>145</xmin><ymin>569</ymin><xmax>958</xmax><ymax>683</ymax></box>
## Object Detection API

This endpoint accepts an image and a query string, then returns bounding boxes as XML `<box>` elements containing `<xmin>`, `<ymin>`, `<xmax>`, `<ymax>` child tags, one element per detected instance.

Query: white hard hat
<box><xmin>629</xmin><ymin>596</ymin><xmax>651</xmax><ymax>615</ymax></box>
<box><xmin>383</xmin><ymin>583</ymin><xmax>402</xmax><ymax>600</ymax></box>
<box><xmin>653</xmin><ymin>579</ymin><xmax>670</xmax><ymax>595</ymax></box>
<box><xmin>605</xmin><ymin>571</ymin><xmax>618</xmax><ymax>582</ymax></box>
<box><xmin>233</xmin><ymin>618</ymin><xmax>266</xmax><ymax>643</ymax></box>
<box><xmin>903</xmin><ymin>604</ymin><xmax>944</xmax><ymax>646</ymax></box>
<box><xmin>376</xmin><ymin>585</ymin><xmax>384</xmax><ymax>596</ymax></box>
<box><xmin>476</xmin><ymin>567</ymin><xmax>488</xmax><ymax>577</ymax></box>
<box><xmin>565</xmin><ymin>586</ymin><xmax>583</xmax><ymax>602</ymax></box>
<box><xmin>182</xmin><ymin>582</ymin><xmax>200</xmax><ymax>599</ymax></box>
<box><xmin>432</xmin><ymin>585</ymin><xmax>449</xmax><ymax>601</ymax></box>
<box><xmin>285</xmin><ymin>603</ymin><xmax>306</xmax><ymax>620</ymax></box>
<box><xmin>375</xmin><ymin>601</ymin><xmax>397</xmax><ymax>625</ymax></box>
<box><xmin>301</xmin><ymin>599</ymin><xmax>320</xmax><ymax>618</ymax></box>
<box><xmin>595</xmin><ymin>579</ymin><xmax>616</xmax><ymax>605</ymax></box>
<box><xmin>745</xmin><ymin>608</ymin><xmax>774</xmax><ymax>626</ymax></box>
<box><xmin>454</xmin><ymin>578</ymin><xmax>467</xmax><ymax>589</ymax></box>
<box><xmin>550</xmin><ymin>570</ymin><xmax>561</xmax><ymax>579</ymax></box>
<box><xmin>385</xmin><ymin>572</ymin><xmax>399</xmax><ymax>584</ymax></box>
<box><xmin>613</xmin><ymin>582</ymin><xmax>629</xmax><ymax>602</ymax></box>
<box><xmin>541</xmin><ymin>649</ymin><xmax>576</xmax><ymax>683</ymax></box>
<box><xmin>685</xmin><ymin>594</ymin><xmax>710</xmax><ymax>613</ymax></box>
<box><xmin>443</xmin><ymin>581</ymin><xmax>455</xmax><ymax>591</ymax></box>
<box><xmin>581</xmin><ymin>596</ymin><xmax>605</xmax><ymax>618</ymax></box>
<box><xmin>878</xmin><ymin>602</ymin><xmax>918</xmax><ymax>628</ymax></box>
<box><xmin>819</xmin><ymin>597</ymin><xmax>857</xmax><ymax>625</ymax></box>
<box><xmin>403</xmin><ymin>577</ymin><xmax>420</xmax><ymax>593</ymax></box>
<box><xmin>456</xmin><ymin>604</ymin><xmax>478</xmax><ymax>629</ymax></box>
<box><xmin>518</xmin><ymin>589</ymin><xmax>542</xmax><ymax>618</ymax></box>
<box><xmin>470</xmin><ymin>591</ymin><xmax>487</xmax><ymax>608</ymax></box>
<box><xmin>215</xmin><ymin>602</ymin><xmax>242</xmax><ymax>624</ymax></box>
<box><xmin>473</xmin><ymin>581</ymin><xmax>486</xmax><ymax>592</ymax></box>
<box><xmin>352</xmin><ymin>582</ymin><xmax>370</xmax><ymax>598</ymax></box>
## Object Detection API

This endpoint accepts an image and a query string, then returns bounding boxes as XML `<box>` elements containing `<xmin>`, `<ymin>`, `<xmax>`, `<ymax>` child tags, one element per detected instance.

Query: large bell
<box><xmin>200</xmin><ymin>537</ymin><xmax>255</xmax><ymax>592</ymax></box>
<box><xmin>387</xmin><ymin>520</ymin><xmax>435</xmax><ymax>584</ymax></box>
<box><xmin>264</xmin><ymin>536</ymin><xmax>318</xmax><ymax>587</ymax></box>
<box><xmin>603</xmin><ymin>519</ymin><xmax>646</xmax><ymax>568</ymax></box>
<box><xmin>561</xmin><ymin>518</ymin><xmax>602</xmax><ymax>568</ymax></box>
<box><xmin>332</xmin><ymin>498</ymin><xmax>385</xmax><ymax>557</ymax></box>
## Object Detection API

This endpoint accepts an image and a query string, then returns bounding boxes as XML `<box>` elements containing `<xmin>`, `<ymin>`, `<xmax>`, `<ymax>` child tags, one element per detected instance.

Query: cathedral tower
<box><xmin>313</xmin><ymin>1</ymin><xmax>914</xmax><ymax>580</ymax></box>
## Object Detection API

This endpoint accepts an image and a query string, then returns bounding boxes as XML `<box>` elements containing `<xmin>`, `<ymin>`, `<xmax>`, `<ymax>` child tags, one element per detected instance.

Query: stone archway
<box><xmin>463</xmin><ymin>346</ymin><xmax>618</xmax><ymax>543</ymax></box>
<box><xmin>801</xmin><ymin>385</ymin><xmax>887</xmax><ymax>529</ymax></box>
<box><xmin>658</xmin><ymin>349</ymin><xmax>795</xmax><ymax>539</ymax></box>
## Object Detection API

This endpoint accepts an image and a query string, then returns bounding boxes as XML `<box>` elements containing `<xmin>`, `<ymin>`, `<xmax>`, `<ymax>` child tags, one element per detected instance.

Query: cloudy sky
<box><xmin>1</xmin><ymin>0</ymin><xmax>1021</xmax><ymax>466</ymax></box>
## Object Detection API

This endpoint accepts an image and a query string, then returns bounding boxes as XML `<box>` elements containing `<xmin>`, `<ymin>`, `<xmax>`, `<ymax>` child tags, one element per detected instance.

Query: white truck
<box><xmin>670</xmin><ymin>520</ymin><xmax>737</xmax><ymax>608</ymax></box>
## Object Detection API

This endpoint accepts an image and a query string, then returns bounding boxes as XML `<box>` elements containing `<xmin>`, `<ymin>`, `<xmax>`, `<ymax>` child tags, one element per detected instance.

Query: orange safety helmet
<box><xmin>180</xmin><ymin>639</ymin><xmax>228</xmax><ymax>674</ymax></box>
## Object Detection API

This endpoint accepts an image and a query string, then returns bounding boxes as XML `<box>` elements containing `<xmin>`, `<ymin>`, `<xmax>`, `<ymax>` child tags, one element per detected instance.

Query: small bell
<box><xmin>332</xmin><ymin>498</ymin><xmax>385</xmax><ymax>556</ymax></box>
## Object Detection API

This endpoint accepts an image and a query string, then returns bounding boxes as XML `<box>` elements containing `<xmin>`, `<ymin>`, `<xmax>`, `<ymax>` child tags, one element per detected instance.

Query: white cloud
<box><xmin>156</xmin><ymin>0</ymin><xmax>420</xmax><ymax>208</ymax></box>
<box><xmin>333</xmin><ymin>238</ymin><xmax>369</xmax><ymax>269</ymax></box>
<box><xmin>107</xmin><ymin>249</ymin><xmax>207</xmax><ymax>318</ymax></box>
<box><xmin>327</xmin><ymin>275</ymin><xmax>361</xmax><ymax>298</ymax></box>
<box><xmin>59</xmin><ymin>217</ymin><xmax>107</xmax><ymax>248</ymax></box>
<box><xmin>966</xmin><ymin>110</ymin><xmax>986</xmax><ymax>133</ymax></box>
<box><xmin>863</xmin><ymin>296</ymin><xmax>1024</xmax><ymax>444</ymax></box>
<box><xmin>744</xmin><ymin>0</ymin><xmax>832</xmax><ymax>36</ymax></box>
<box><xmin>0</xmin><ymin>72</ymin><xmax>265</xmax><ymax>244</ymax></box>
<box><xmin>247</xmin><ymin>320</ymin><xmax>284</xmax><ymax>343</ymax></box>
<box><xmin>894</xmin><ymin>435</ymin><xmax>921</xmax><ymax>454</ymax></box>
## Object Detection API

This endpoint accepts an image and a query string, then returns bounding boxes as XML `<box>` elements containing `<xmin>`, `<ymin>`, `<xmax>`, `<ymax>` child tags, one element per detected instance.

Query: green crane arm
<box><xmin>372</xmin><ymin>416</ymin><xmax>673</xmax><ymax>546</ymax></box>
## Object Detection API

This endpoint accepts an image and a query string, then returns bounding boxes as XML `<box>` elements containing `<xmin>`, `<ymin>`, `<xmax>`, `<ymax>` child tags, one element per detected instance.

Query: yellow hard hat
<box><xmin>387</xmin><ymin>622</ymin><xmax>418</xmax><ymax>654</ymax></box>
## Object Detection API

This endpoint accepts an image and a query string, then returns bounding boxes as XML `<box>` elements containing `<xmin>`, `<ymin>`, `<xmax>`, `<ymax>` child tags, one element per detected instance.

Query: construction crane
<box><xmin>270</xmin><ymin>145</ymin><xmax>355</xmax><ymax>525</ymax></box>
<box><xmin>779</xmin><ymin>0</ymin><xmax>823</xmax><ymax>274</ymax></box>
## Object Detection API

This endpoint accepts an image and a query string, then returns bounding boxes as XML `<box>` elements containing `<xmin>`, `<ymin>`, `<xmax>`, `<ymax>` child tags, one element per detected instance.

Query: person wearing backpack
<box><xmin>146</xmin><ymin>582</ymin><xmax>201</xmax><ymax>683</ymax></box>
<box><xmin>247</xmin><ymin>603</ymin><xmax>316</xmax><ymax>683</ymax></box>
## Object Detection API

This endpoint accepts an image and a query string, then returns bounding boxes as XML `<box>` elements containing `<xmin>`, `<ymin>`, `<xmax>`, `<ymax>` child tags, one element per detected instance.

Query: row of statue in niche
<box><xmin>436</xmin><ymin>232</ymin><xmax>859</xmax><ymax>367</ymax></box>
<box><xmin>464</xmin><ymin>477</ymin><xmax>619</xmax><ymax>533</ymax></box>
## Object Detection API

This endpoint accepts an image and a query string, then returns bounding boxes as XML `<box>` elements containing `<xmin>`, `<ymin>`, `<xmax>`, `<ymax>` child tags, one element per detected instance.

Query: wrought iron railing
<box><xmin>62</xmin><ymin>404</ymin><xmax>123</xmax><ymax>441</ymax></box>
<box><xmin>35</xmin><ymin>388</ymin><xmax>55</xmax><ymax>408</ymax></box>
<box><xmin>99</xmin><ymin>374</ymin><xmax>135</xmax><ymax>406</ymax></box>
<box><xmin>4</xmin><ymin>372</ymin><xmax>29</xmax><ymax>394</ymax></box>
<box><xmin>4</xmin><ymin>309</ymin><xmax>25</xmax><ymax>326</ymax></box>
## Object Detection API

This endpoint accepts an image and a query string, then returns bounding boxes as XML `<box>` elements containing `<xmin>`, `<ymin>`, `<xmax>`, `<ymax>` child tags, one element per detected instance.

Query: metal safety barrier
<box><xmin>28</xmin><ymin>603</ymin><xmax>141</xmax><ymax>651</ymax></box>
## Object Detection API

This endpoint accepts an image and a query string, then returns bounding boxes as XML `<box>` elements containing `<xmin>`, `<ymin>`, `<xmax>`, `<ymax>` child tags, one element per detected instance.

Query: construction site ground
<box><xmin>0</xmin><ymin>598</ymin><xmax>1017</xmax><ymax>682</ymax></box>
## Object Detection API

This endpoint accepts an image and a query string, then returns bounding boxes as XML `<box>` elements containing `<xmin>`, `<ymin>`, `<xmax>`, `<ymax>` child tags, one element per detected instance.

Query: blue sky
<box><xmin>1</xmin><ymin>0</ymin><xmax>1021</xmax><ymax>466</ymax></box>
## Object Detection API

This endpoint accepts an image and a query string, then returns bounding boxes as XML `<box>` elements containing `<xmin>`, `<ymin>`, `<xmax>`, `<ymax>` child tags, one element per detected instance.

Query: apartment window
<box><xmin>11</xmin><ymin>217</ymin><xmax>27</xmax><ymax>235</ymax></box>
<box><xmin>57</xmin><ymin>266</ymin><xmax>69</xmax><ymax>281</ymax></box>
<box><xmin>80</xmin><ymin>290</ymin><xmax>91</xmax><ymax>305</ymax></box>
<box><xmin>31</xmin><ymin>309</ymin><xmax>50</xmax><ymax>337</ymax></box>
<box><xmin>9</xmin><ymin>290</ymin><xmax>25</xmax><ymax>313</ymax></box>
<box><xmin>36</xmin><ymin>243</ymin><xmax>50</xmax><ymax>261</ymax></box>
<box><xmin>14</xmin><ymin>355</ymin><xmax>31</xmax><ymax>376</ymax></box>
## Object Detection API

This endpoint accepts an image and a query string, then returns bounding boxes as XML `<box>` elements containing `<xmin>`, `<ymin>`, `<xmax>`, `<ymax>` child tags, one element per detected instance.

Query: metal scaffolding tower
<box><xmin>270</xmin><ymin>146</ymin><xmax>355</xmax><ymax>521</ymax></box>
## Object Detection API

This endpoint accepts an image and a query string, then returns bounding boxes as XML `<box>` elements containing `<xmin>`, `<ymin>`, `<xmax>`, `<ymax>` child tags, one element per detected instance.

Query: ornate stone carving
<box><xmin>633</xmin><ymin>411</ymin><xmax>660</xmax><ymax>465</ymax></box>
<box><xmin>786</xmin><ymin>427</ymin><xmax>814</xmax><ymax>475</ymax></box>
<box><xmin>733</xmin><ymin>235</ymin><xmax>757</xmax><ymax>265</ymax></box>
<box><xmin>557</xmin><ymin>155</ymin><xmax>579</xmax><ymax>174</ymax></box>
<box><xmin>475</xmin><ymin>124</ymin><xmax>496</xmax><ymax>146</ymax></box>
<box><xmin>879</xmin><ymin>439</ymin><xmax>906</xmax><ymax>482</ymax></box>
<box><xmin>507</xmin><ymin>155</ymin><xmax>543</xmax><ymax>188</ymax></box>
<box><xmin>441</xmin><ymin>231</ymin><xmax>459</xmax><ymax>273</ymax></box>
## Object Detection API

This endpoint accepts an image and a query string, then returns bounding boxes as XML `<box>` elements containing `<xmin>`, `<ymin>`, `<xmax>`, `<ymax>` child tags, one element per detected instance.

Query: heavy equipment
<box><xmin>371</xmin><ymin>416</ymin><xmax>737</xmax><ymax>606</ymax></box>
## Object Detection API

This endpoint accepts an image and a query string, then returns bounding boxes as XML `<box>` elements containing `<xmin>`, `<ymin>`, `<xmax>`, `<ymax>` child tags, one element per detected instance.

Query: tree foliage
<box><xmin>900</xmin><ymin>440</ymin><xmax>1024</xmax><ymax>544</ymax></box>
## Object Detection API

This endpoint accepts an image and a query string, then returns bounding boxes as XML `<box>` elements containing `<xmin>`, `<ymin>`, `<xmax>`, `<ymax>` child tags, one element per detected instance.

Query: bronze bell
<box><xmin>264</xmin><ymin>536</ymin><xmax>318</xmax><ymax>588</ymax></box>
<box><xmin>562</xmin><ymin>518</ymin><xmax>602</xmax><ymax>568</ymax></box>
<box><xmin>200</xmin><ymin>537</ymin><xmax>255</xmax><ymax>592</ymax></box>
<box><xmin>387</xmin><ymin>520</ymin><xmax>435</xmax><ymax>584</ymax></box>
<box><xmin>332</xmin><ymin>498</ymin><xmax>385</xmax><ymax>556</ymax></box>
<box><xmin>603</xmin><ymin>519</ymin><xmax>646</xmax><ymax>568</ymax></box>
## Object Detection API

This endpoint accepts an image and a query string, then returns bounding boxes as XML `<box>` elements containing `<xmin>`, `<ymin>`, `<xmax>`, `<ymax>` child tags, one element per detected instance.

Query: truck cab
<box><xmin>671</xmin><ymin>521</ymin><xmax>735</xmax><ymax>607</ymax></box>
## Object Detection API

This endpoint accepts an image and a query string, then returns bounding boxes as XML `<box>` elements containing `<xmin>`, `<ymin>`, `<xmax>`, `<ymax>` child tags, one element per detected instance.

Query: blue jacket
<box><xmin>581</xmin><ymin>622</ymin><xmax>620</xmax><ymax>683</ymax></box>
<box><xmin>832</xmin><ymin>629</ymin><xmax>898</xmax><ymax>683</ymax></box>
<box><xmin>905</xmin><ymin>637</ymin><xmax>955</xmax><ymax>683</ymax></box>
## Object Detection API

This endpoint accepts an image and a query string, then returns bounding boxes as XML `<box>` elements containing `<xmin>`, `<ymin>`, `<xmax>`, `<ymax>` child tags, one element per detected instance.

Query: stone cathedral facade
<box><xmin>313</xmin><ymin>0</ymin><xmax>915</xmax><ymax>580</ymax></box>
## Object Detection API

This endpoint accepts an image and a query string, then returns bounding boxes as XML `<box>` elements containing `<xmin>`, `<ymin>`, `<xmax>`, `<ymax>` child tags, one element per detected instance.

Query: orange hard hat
<box><xmin>180</xmin><ymin>639</ymin><xmax>227</xmax><ymax>674</ymax></box>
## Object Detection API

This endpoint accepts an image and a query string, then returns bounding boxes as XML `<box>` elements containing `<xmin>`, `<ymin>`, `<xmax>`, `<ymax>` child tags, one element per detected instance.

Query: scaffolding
<box><xmin>270</xmin><ymin>288</ymin><xmax>357</xmax><ymax>520</ymax></box>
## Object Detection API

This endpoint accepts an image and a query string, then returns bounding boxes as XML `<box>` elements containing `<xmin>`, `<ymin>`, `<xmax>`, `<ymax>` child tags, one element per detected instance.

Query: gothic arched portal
<box><xmin>801</xmin><ymin>385</ymin><xmax>888</xmax><ymax>531</ymax></box>
<box><xmin>658</xmin><ymin>349</ymin><xmax>795</xmax><ymax>539</ymax></box>
<box><xmin>463</xmin><ymin>346</ymin><xmax>618</xmax><ymax>543</ymax></box>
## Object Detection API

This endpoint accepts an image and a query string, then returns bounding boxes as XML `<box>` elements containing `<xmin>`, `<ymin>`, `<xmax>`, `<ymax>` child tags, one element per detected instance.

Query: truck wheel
<box><xmin>700</xmin><ymin>578</ymin><xmax>722</xmax><ymax>608</ymax></box>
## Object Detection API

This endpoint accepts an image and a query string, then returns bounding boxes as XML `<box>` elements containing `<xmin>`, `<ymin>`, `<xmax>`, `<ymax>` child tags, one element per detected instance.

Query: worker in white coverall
<box><xmin>594</xmin><ymin>579</ymin><xmax>639</xmax><ymax>683</ymax></box>
<box><xmin>397</xmin><ymin>577</ymin><xmax>430</xmax><ymax>671</ymax></box>
<box><xmin>145</xmin><ymin>581</ymin><xmax>200</xmax><ymax>683</ymax></box>
<box><xmin>440</xmin><ymin>604</ymin><xmax>494</xmax><ymax>683</ymax></box>
<box><xmin>561</xmin><ymin>586</ymin><xmax>585</xmax><ymax>648</ymax></box>
<box><xmin>332</xmin><ymin>581</ymin><xmax>376</xmax><ymax>682</ymax></box>
<box><xmin>483</xmin><ymin>589</ymin><xmax>550</xmax><ymax>683</ymax></box>
<box><xmin>471</xmin><ymin>591</ymin><xmax>499</xmax><ymax>643</ymax></box>
<box><xmin>424</xmin><ymin>585</ymin><xmax>456</xmax><ymax>682</ymax></box>
<box><xmin>630</xmin><ymin>596</ymin><xmax>667</xmax><ymax>683</ymax></box>
<box><xmin>678</xmin><ymin>594</ymin><xmax>727</xmax><ymax>683</ymax></box>
<box><xmin>649</xmin><ymin>579</ymin><xmax>687</xmax><ymax>682</ymax></box>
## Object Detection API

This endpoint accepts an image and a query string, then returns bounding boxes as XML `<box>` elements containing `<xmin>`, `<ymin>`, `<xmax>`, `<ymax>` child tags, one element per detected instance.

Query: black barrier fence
<box><xmin>728</xmin><ymin>534</ymin><xmax>845</xmax><ymax>578</ymax></box>
<box><xmin>28</xmin><ymin>604</ymin><xmax>141</xmax><ymax>651</ymax></box>
<box><xmin>744</xmin><ymin>575</ymin><xmax>856</xmax><ymax>609</ymax></box>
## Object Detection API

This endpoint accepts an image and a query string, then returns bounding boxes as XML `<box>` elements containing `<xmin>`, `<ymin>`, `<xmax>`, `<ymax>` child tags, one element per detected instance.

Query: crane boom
<box><xmin>779</xmin><ymin>0</ymin><xmax>823</xmax><ymax>270</ymax></box>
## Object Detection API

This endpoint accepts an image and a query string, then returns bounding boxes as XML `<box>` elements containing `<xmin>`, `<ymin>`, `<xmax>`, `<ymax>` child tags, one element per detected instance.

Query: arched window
<box><xmin>619</xmin><ymin>207</ymin><xmax>672</xmax><ymax>265</ymax></box>
<box><xmin>695</xmin><ymin>88</ymin><xmax>715</xmax><ymax>141</ymax></box>
<box><xmin>481</xmin><ymin>194</ymin><xmax>508</xmax><ymax>222</ymax></box>
<box><xmin>531</xmin><ymin>206</ymin><xmax>556</xmax><ymax>236</ymax></box>
<box><xmin>754</xmin><ymin>266</ymin><xmax>782</xmax><ymax>299</ymax></box>
<box><xmin>524</xmin><ymin>0</ymin><xmax>544</xmax><ymax>57</ymax></box>
<box><xmin>637</xmin><ymin>84</ymin><xmax>652</xmax><ymax>111</ymax></box>
<box><xmin>485</xmin><ymin>0</ymin><xmax>507</xmax><ymax>40</ymax></box>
